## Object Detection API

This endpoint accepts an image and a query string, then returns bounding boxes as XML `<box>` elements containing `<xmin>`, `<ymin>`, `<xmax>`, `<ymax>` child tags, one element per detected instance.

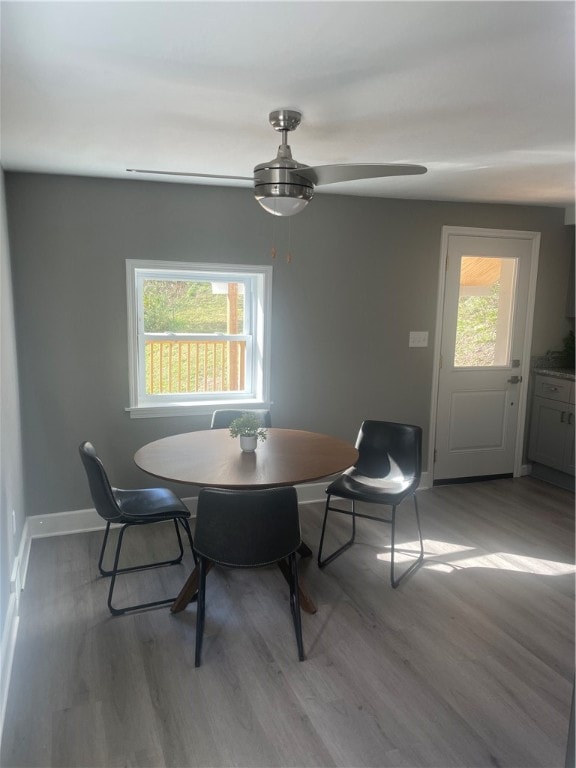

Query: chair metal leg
<box><xmin>195</xmin><ymin>557</ymin><xmax>208</xmax><ymax>668</ymax></box>
<box><xmin>98</xmin><ymin>522</ymin><xmax>112</xmax><ymax>576</ymax></box>
<box><xmin>179</xmin><ymin>518</ymin><xmax>197</xmax><ymax>565</ymax></box>
<box><xmin>172</xmin><ymin>518</ymin><xmax>185</xmax><ymax>563</ymax></box>
<box><xmin>99</xmin><ymin>518</ymin><xmax>192</xmax><ymax>578</ymax></box>
<box><xmin>288</xmin><ymin>553</ymin><xmax>305</xmax><ymax>661</ymax></box>
<box><xmin>107</xmin><ymin>524</ymin><xmax>126</xmax><ymax>615</ymax></box>
<box><xmin>317</xmin><ymin>496</ymin><xmax>356</xmax><ymax>568</ymax></box>
<box><xmin>318</xmin><ymin>492</ymin><xmax>424</xmax><ymax>587</ymax></box>
<box><xmin>390</xmin><ymin>495</ymin><xmax>424</xmax><ymax>589</ymax></box>
<box><xmin>104</xmin><ymin>520</ymin><xmax>196</xmax><ymax>616</ymax></box>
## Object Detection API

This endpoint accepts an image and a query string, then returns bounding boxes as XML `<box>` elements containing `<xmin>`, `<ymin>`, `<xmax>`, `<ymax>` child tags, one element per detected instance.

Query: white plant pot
<box><xmin>240</xmin><ymin>435</ymin><xmax>258</xmax><ymax>452</ymax></box>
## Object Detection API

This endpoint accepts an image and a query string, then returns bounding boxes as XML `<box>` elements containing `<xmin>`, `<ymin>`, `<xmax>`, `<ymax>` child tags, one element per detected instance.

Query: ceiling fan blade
<box><xmin>293</xmin><ymin>164</ymin><xmax>427</xmax><ymax>186</ymax></box>
<box><xmin>126</xmin><ymin>168</ymin><xmax>255</xmax><ymax>181</ymax></box>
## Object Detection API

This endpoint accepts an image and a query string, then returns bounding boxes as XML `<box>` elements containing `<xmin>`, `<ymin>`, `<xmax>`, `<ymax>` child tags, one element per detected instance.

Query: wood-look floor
<box><xmin>1</xmin><ymin>477</ymin><xmax>574</xmax><ymax>768</ymax></box>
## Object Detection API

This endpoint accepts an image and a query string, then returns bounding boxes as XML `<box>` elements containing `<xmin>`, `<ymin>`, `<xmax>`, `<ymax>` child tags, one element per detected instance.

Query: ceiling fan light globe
<box><xmin>257</xmin><ymin>196</ymin><xmax>309</xmax><ymax>217</ymax></box>
<box><xmin>254</xmin><ymin>181</ymin><xmax>313</xmax><ymax>217</ymax></box>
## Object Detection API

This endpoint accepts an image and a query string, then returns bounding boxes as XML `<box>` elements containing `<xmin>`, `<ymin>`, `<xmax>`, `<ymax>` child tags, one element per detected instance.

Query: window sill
<box><xmin>126</xmin><ymin>400</ymin><xmax>270</xmax><ymax>419</ymax></box>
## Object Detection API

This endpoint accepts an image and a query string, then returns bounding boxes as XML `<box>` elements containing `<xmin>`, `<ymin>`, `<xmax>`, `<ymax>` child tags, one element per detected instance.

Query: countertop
<box><xmin>533</xmin><ymin>368</ymin><xmax>575</xmax><ymax>381</ymax></box>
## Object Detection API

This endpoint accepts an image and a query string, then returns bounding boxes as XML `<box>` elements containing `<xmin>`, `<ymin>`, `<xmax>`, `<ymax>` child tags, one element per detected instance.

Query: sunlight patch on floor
<box><xmin>376</xmin><ymin>539</ymin><xmax>575</xmax><ymax>576</ymax></box>
<box><xmin>447</xmin><ymin>552</ymin><xmax>576</xmax><ymax>575</ymax></box>
<box><xmin>376</xmin><ymin>538</ymin><xmax>473</xmax><ymax>564</ymax></box>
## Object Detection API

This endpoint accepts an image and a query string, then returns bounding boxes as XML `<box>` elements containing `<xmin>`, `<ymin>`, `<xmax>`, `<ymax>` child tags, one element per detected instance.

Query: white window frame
<box><xmin>126</xmin><ymin>260</ymin><xmax>272</xmax><ymax>418</ymax></box>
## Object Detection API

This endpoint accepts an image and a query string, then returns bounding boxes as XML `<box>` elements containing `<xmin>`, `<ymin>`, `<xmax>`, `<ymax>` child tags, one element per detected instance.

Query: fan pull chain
<box><xmin>287</xmin><ymin>217</ymin><xmax>293</xmax><ymax>263</ymax></box>
<box><xmin>270</xmin><ymin>207</ymin><xmax>278</xmax><ymax>259</ymax></box>
<box><xmin>267</xmin><ymin>214</ymin><xmax>295</xmax><ymax>263</ymax></box>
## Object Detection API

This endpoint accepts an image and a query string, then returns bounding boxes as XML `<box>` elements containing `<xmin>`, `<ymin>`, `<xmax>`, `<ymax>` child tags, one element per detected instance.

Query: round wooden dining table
<box><xmin>134</xmin><ymin>428</ymin><xmax>358</xmax><ymax>614</ymax></box>
<box><xmin>134</xmin><ymin>427</ymin><xmax>358</xmax><ymax>489</ymax></box>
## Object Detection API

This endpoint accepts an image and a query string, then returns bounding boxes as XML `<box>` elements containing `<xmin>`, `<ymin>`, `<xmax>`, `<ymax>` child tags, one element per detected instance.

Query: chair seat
<box><xmin>79</xmin><ymin>441</ymin><xmax>196</xmax><ymax>615</ymax></box>
<box><xmin>113</xmin><ymin>487</ymin><xmax>191</xmax><ymax>522</ymax></box>
<box><xmin>327</xmin><ymin>468</ymin><xmax>419</xmax><ymax>506</ymax></box>
<box><xmin>319</xmin><ymin>421</ymin><xmax>424</xmax><ymax>588</ymax></box>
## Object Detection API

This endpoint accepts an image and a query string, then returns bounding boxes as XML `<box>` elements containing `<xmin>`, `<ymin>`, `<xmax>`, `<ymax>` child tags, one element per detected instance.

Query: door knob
<box><xmin>507</xmin><ymin>375</ymin><xmax>522</xmax><ymax>384</ymax></box>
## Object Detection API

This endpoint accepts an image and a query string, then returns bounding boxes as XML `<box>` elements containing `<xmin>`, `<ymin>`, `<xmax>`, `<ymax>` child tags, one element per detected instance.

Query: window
<box><xmin>126</xmin><ymin>261</ymin><xmax>272</xmax><ymax>417</ymax></box>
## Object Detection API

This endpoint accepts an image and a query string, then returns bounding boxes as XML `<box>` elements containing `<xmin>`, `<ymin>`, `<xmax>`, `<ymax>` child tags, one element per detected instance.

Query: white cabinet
<box><xmin>528</xmin><ymin>374</ymin><xmax>575</xmax><ymax>476</ymax></box>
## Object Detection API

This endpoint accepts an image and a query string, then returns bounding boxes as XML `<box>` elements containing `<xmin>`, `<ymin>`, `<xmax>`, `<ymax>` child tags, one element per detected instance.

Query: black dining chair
<box><xmin>78</xmin><ymin>441</ymin><xmax>195</xmax><ymax>615</ymax></box>
<box><xmin>317</xmin><ymin>420</ymin><xmax>424</xmax><ymax>588</ymax></box>
<box><xmin>210</xmin><ymin>409</ymin><xmax>272</xmax><ymax>429</ymax></box>
<box><xmin>193</xmin><ymin>486</ymin><xmax>304</xmax><ymax>667</ymax></box>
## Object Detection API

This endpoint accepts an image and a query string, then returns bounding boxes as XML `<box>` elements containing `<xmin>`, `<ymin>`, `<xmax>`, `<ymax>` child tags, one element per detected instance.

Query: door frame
<box><xmin>428</xmin><ymin>226</ymin><xmax>541</xmax><ymax>482</ymax></box>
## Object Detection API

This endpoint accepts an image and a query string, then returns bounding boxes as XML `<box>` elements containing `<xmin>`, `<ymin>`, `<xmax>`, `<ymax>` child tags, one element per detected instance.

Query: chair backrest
<box><xmin>78</xmin><ymin>441</ymin><xmax>124</xmax><ymax>523</ymax></box>
<box><xmin>210</xmin><ymin>409</ymin><xmax>272</xmax><ymax>429</ymax></box>
<box><xmin>355</xmin><ymin>420</ymin><xmax>422</xmax><ymax>481</ymax></box>
<box><xmin>194</xmin><ymin>486</ymin><xmax>300</xmax><ymax>567</ymax></box>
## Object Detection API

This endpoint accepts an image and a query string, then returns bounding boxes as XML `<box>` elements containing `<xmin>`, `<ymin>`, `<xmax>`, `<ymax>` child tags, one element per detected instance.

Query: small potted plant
<box><xmin>229</xmin><ymin>412</ymin><xmax>268</xmax><ymax>452</ymax></box>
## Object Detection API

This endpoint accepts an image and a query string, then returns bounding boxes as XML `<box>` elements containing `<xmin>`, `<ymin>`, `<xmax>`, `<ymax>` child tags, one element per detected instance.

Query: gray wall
<box><xmin>0</xmin><ymin>171</ymin><xmax>25</xmax><ymax>643</ymax></box>
<box><xmin>5</xmin><ymin>172</ymin><xmax>573</xmax><ymax>518</ymax></box>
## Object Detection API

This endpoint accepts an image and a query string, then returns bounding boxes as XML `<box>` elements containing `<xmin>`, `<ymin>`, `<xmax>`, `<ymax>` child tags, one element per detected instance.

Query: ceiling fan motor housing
<box><xmin>253</xmin><ymin>164</ymin><xmax>315</xmax><ymax>203</ymax></box>
<box><xmin>253</xmin><ymin>137</ymin><xmax>314</xmax><ymax>215</ymax></box>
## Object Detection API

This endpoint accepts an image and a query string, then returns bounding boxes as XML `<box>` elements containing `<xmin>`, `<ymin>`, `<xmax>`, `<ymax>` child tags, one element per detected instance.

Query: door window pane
<box><xmin>454</xmin><ymin>256</ymin><xmax>517</xmax><ymax>367</ymax></box>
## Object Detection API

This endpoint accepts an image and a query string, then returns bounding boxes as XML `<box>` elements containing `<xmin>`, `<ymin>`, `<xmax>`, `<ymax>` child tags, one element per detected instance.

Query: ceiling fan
<box><xmin>127</xmin><ymin>109</ymin><xmax>427</xmax><ymax>217</ymax></box>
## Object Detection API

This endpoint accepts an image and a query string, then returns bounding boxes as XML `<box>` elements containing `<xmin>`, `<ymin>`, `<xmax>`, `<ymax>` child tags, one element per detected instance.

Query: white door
<box><xmin>433</xmin><ymin>227</ymin><xmax>540</xmax><ymax>482</ymax></box>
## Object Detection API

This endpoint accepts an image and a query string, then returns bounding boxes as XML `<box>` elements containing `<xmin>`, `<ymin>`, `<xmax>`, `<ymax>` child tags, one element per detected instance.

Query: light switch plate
<box><xmin>409</xmin><ymin>331</ymin><xmax>429</xmax><ymax>347</ymax></box>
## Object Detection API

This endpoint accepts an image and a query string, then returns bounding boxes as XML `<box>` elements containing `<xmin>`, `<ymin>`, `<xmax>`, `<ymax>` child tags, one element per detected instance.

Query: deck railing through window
<box><xmin>145</xmin><ymin>340</ymin><xmax>246</xmax><ymax>394</ymax></box>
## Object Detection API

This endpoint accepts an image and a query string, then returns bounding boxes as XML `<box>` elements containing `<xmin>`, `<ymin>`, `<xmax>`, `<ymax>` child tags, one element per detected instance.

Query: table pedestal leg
<box><xmin>171</xmin><ymin>562</ymin><xmax>213</xmax><ymax>614</ymax></box>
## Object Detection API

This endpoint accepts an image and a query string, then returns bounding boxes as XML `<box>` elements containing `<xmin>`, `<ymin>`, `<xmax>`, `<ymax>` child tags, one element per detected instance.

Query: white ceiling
<box><xmin>1</xmin><ymin>1</ymin><xmax>574</xmax><ymax>210</ymax></box>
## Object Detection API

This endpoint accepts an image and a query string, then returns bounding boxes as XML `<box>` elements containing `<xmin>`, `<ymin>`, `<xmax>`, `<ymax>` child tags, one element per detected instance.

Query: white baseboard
<box><xmin>0</xmin><ymin>520</ymin><xmax>29</xmax><ymax>746</ymax></box>
<box><xmin>0</xmin><ymin>592</ymin><xmax>19</xmax><ymax>745</ymax></box>
<box><xmin>26</xmin><ymin>507</ymin><xmax>115</xmax><ymax>539</ymax></box>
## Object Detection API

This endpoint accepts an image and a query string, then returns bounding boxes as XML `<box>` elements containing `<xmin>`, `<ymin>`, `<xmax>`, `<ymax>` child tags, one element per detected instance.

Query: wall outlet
<box><xmin>409</xmin><ymin>331</ymin><xmax>429</xmax><ymax>347</ymax></box>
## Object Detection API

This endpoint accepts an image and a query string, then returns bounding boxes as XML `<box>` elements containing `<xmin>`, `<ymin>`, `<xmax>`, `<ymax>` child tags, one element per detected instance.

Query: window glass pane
<box><xmin>142</xmin><ymin>279</ymin><xmax>247</xmax><ymax>394</ymax></box>
<box><xmin>144</xmin><ymin>339</ymin><xmax>246</xmax><ymax>394</ymax></box>
<box><xmin>143</xmin><ymin>279</ymin><xmax>245</xmax><ymax>333</ymax></box>
<box><xmin>454</xmin><ymin>256</ymin><xmax>517</xmax><ymax>367</ymax></box>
